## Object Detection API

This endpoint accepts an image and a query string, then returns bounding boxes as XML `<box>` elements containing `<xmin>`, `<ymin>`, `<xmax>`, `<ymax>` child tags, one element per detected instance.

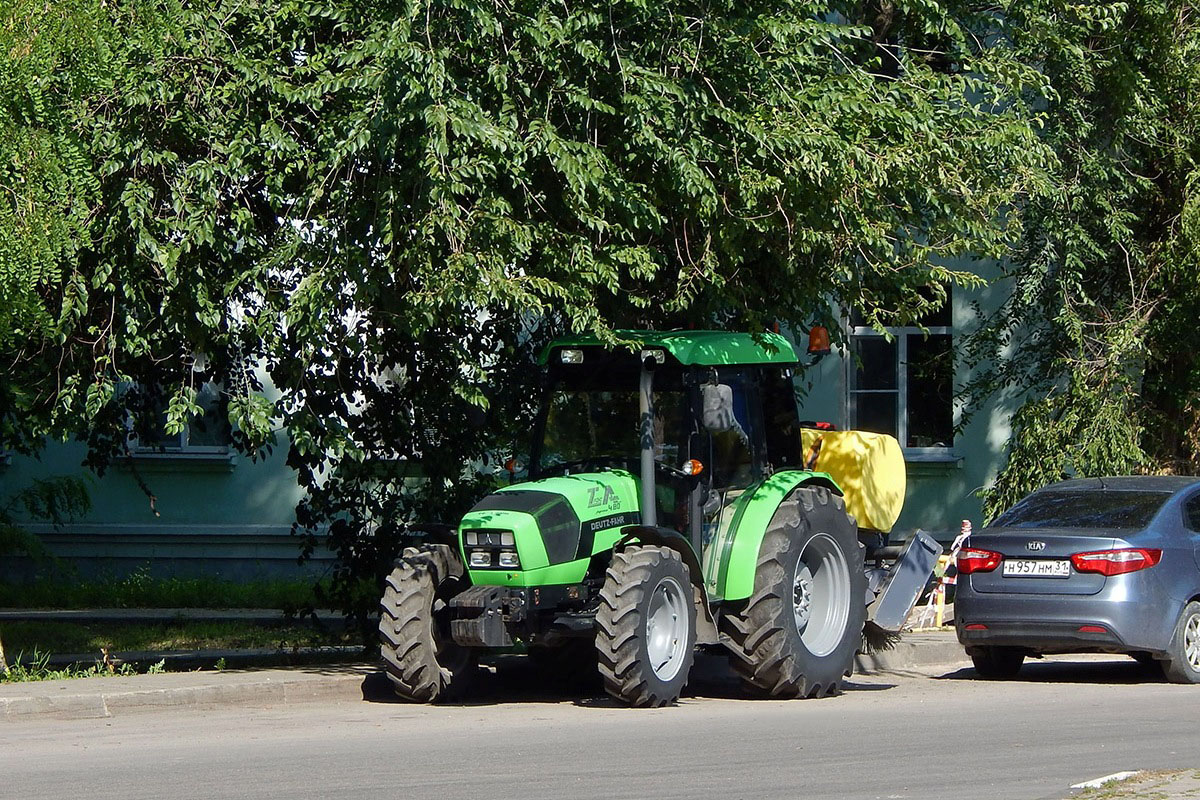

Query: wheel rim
<box><xmin>792</xmin><ymin>533</ymin><xmax>851</xmax><ymax>657</ymax></box>
<box><xmin>1185</xmin><ymin>613</ymin><xmax>1200</xmax><ymax>671</ymax></box>
<box><xmin>646</xmin><ymin>575</ymin><xmax>689</xmax><ymax>681</ymax></box>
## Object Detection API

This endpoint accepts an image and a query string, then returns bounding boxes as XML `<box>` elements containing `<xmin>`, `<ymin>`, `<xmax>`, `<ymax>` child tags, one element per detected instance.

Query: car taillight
<box><xmin>957</xmin><ymin>547</ymin><xmax>1003</xmax><ymax>574</ymax></box>
<box><xmin>1070</xmin><ymin>548</ymin><xmax>1162</xmax><ymax>576</ymax></box>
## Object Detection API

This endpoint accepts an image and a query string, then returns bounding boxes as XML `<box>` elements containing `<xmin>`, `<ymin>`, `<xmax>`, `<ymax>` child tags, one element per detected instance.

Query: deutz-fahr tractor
<box><xmin>379</xmin><ymin>331</ymin><xmax>941</xmax><ymax>707</ymax></box>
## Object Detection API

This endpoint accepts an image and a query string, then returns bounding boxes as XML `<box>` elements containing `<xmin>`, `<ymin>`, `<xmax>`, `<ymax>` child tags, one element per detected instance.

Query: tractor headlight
<box><xmin>463</xmin><ymin>530</ymin><xmax>518</xmax><ymax>569</ymax></box>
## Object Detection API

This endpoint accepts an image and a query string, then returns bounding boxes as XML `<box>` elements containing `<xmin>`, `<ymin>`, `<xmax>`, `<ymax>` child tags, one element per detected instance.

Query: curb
<box><xmin>1</xmin><ymin>664</ymin><xmax>373</xmax><ymax>721</ymax></box>
<box><xmin>855</xmin><ymin>631</ymin><xmax>968</xmax><ymax>674</ymax></box>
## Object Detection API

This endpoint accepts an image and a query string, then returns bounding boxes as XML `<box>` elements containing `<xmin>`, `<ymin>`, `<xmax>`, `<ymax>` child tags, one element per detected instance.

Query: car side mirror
<box><xmin>701</xmin><ymin>384</ymin><xmax>737</xmax><ymax>432</ymax></box>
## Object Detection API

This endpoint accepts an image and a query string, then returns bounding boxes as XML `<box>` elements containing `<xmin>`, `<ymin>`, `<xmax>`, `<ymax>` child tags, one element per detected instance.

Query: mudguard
<box><xmin>711</xmin><ymin>470</ymin><xmax>843</xmax><ymax>602</ymax></box>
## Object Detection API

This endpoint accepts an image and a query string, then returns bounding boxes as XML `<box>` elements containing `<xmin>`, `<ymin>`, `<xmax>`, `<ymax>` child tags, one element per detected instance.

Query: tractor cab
<box><xmin>533</xmin><ymin>331</ymin><xmax>808</xmax><ymax>555</ymax></box>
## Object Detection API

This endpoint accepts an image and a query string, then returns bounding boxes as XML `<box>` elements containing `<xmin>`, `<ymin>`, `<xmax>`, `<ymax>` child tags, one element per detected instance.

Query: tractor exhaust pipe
<box><xmin>638</xmin><ymin>356</ymin><xmax>658</xmax><ymax>528</ymax></box>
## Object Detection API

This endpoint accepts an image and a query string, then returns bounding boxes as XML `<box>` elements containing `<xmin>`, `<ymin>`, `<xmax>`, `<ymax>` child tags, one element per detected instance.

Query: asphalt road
<box><xmin>3</xmin><ymin>654</ymin><xmax>1198</xmax><ymax>800</ymax></box>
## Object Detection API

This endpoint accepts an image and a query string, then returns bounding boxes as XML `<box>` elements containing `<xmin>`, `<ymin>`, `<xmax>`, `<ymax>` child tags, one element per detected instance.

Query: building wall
<box><xmin>0</xmin><ymin>438</ymin><xmax>329</xmax><ymax>582</ymax></box>
<box><xmin>2</xmin><ymin>272</ymin><xmax>1020</xmax><ymax>579</ymax></box>
<box><xmin>795</xmin><ymin>265</ymin><xmax>1019</xmax><ymax>542</ymax></box>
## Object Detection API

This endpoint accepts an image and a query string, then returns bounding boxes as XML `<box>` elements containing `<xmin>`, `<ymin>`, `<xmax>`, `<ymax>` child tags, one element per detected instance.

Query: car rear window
<box><xmin>992</xmin><ymin>490</ymin><xmax>1171</xmax><ymax>529</ymax></box>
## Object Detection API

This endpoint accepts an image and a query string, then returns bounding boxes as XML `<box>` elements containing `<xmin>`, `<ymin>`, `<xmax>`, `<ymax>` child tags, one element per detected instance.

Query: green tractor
<box><xmin>379</xmin><ymin>331</ymin><xmax>941</xmax><ymax>706</ymax></box>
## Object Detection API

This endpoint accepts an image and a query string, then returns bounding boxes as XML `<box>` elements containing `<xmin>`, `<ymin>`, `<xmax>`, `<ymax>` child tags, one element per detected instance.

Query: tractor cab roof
<box><xmin>540</xmin><ymin>330</ymin><xmax>798</xmax><ymax>368</ymax></box>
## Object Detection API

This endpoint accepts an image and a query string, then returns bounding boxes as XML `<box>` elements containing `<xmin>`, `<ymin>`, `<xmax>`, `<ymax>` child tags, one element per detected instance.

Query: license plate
<box><xmin>1002</xmin><ymin>559</ymin><xmax>1071</xmax><ymax>578</ymax></box>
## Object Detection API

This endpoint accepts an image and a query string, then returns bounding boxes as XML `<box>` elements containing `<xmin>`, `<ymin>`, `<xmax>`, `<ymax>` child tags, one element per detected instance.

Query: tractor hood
<box><xmin>459</xmin><ymin>471</ymin><xmax>640</xmax><ymax>579</ymax></box>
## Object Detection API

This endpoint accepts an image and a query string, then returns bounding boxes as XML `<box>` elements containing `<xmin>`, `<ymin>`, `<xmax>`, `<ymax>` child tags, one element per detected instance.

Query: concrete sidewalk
<box><xmin>0</xmin><ymin>629</ymin><xmax>970</xmax><ymax>721</ymax></box>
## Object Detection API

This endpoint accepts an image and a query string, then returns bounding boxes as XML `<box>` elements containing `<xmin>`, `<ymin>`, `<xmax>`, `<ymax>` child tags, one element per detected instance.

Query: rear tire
<box><xmin>378</xmin><ymin>545</ymin><xmax>477</xmax><ymax>702</ymax></box>
<box><xmin>595</xmin><ymin>546</ymin><xmax>697</xmax><ymax>707</ymax></box>
<box><xmin>721</xmin><ymin>487</ymin><xmax>866</xmax><ymax>698</ymax></box>
<box><xmin>1163</xmin><ymin>601</ymin><xmax>1200</xmax><ymax>684</ymax></box>
<box><xmin>968</xmin><ymin>645</ymin><xmax>1024</xmax><ymax>679</ymax></box>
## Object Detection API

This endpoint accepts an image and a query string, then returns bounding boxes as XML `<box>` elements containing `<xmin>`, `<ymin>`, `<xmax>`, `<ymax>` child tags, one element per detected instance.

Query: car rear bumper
<box><xmin>954</xmin><ymin>579</ymin><xmax>1178</xmax><ymax>656</ymax></box>
<box><xmin>957</xmin><ymin>620</ymin><xmax>1133</xmax><ymax>653</ymax></box>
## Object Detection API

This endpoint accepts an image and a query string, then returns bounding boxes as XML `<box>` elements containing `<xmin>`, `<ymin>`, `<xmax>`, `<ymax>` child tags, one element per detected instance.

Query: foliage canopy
<box><xmin>965</xmin><ymin>1</ymin><xmax>1200</xmax><ymax>518</ymax></box>
<box><xmin>0</xmin><ymin>0</ymin><xmax>1085</xmax><ymax>609</ymax></box>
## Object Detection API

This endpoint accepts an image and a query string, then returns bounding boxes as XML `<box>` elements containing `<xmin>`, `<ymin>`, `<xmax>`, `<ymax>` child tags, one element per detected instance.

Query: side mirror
<box><xmin>701</xmin><ymin>384</ymin><xmax>737</xmax><ymax>432</ymax></box>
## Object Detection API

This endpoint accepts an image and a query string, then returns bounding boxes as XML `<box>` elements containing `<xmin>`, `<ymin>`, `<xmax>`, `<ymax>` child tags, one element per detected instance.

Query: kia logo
<box><xmin>1026</xmin><ymin>541</ymin><xmax>1047</xmax><ymax>552</ymax></box>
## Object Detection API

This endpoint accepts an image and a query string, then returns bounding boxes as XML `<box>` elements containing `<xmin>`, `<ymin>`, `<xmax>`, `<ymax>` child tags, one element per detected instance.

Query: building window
<box><xmin>848</xmin><ymin>296</ymin><xmax>954</xmax><ymax>453</ymax></box>
<box><xmin>131</xmin><ymin>381</ymin><xmax>231</xmax><ymax>455</ymax></box>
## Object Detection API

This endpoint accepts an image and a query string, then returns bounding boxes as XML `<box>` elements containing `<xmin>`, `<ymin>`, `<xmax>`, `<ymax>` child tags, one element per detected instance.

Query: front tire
<box><xmin>721</xmin><ymin>487</ymin><xmax>866</xmax><ymax>698</ymax></box>
<box><xmin>1163</xmin><ymin>601</ymin><xmax>1200</xmax><ymax>684</ymax></box>
<box><xmin>378</xmin><ymin>545</ymin><xmax>477</xmax><ymax>702</ymax></box>
<box><xmin>595</xmin><ymin>546</ymin><xmax>697</xmax><ymax>707</ymax></box>
<box><xmin>968</xmin><ymin>645</ymin><xmax>1024</xmax><ymax>679</ymax></box>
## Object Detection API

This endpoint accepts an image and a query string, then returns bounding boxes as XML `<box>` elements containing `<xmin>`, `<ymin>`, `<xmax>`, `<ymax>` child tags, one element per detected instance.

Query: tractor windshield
<box><xmin>535</xmin><ymin>347</ymin><xmax>691</xmax><ymax>477</ymax></box>
<box><xmin>538</xmin><ymin>389</ymin><xmax>686</xmax><ymax>474</ymax></box>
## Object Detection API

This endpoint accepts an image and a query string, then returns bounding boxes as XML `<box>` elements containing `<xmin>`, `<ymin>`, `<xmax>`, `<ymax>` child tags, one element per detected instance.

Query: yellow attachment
<box><xmin>800</xmin><ymin>429</ymin><xmax>906</xmax><ymax>533</ymax></box>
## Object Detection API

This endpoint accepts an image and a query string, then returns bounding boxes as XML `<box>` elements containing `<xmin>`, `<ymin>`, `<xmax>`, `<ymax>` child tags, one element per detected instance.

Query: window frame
<box><xmin>846</xmin><ymin>321</ymin><xmax>956</xmax><ymax>459</ymax></box>
<box><xmin>127</xmin><ymin>381</ymin><xmax>232</xmax><ymax>459</ymax></box>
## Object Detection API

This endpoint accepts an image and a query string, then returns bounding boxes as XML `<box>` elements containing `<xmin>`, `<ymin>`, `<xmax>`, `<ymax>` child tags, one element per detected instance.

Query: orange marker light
<box><xmin>682</xmin><ymin>459</ymin><xmax>704</xmax><ymax>476</ymax></box>
<box><xmin>807</xmin><ymin>325</ymin><xmax>832</xmax><ymax>356</ymax></box>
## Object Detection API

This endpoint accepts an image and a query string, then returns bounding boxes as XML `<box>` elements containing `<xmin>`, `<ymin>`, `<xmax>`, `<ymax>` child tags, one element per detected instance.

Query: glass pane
<box><xmin>850</xmin><ymin>392</ymin><xmax>898</xmax><ymax>437</ymax></box>
<box><xmin>187</xmin><ymin>383</ymin><xmax>231</xmax><ymax>447</ymax></box>
<box><xmin>1186</xmin><ymin>497</ymin><xmax>1200</xmax><ymax>531</ymax></box>
<box><xmin>709</xmin><ymin>375</ymin><xmax>754</xmax><ymax>489</ymax></box>
<box><xmin>852</xmin><ymin>337</ymin><xmax>897</xmax><ymax>390</ymax></box>
<box><xmin>906</xmin><ymin>334</ymin><xmax>953</xmax><ymax>448</ymax></box>
<box><xmin>541</xmin><ymin>391</ymin><xmax>639</xmax><ymax>469</ymax></box>
<box><xmin>140</xmin><ymin>408</ymin><xmax>183</xmax><ymax>449</ymax></box>
<box><xmin>993</xmin><ymin>491</ymin><xmax>1172</xmax><ymax>529</ymax></box>
<box><xmin>539</xmin><ymin>390</ymin><xmax>686</xmax><ymax>472</ymax></box>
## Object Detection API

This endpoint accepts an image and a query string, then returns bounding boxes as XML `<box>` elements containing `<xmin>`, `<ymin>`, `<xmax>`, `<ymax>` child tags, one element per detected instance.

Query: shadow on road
<box><xmin>936</xmin><ymin>656</ymin><xmax>1168</xmax><ymax>685</ymax></box>
<box><xmin>361</xmin><ymin>652</ymin><xmax>897</xmax><ymax>707</ymax></box>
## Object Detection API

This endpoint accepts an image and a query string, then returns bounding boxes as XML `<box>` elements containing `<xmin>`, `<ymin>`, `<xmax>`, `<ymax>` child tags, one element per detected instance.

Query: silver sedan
<box><xmin>955</xmin><ymin>476</ymin><xmax>1200</xmax><ymax>681</ymax></box>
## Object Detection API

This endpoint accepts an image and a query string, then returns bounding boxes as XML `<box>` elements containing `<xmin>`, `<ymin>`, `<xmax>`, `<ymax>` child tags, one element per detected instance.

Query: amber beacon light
<box><xmin>807</xmin><ymin>325</ymin><xmax>832</xmax><ymax>357</ymax></box>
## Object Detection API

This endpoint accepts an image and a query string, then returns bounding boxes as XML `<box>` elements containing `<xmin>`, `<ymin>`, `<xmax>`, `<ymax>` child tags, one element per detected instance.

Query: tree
<box><xmin>1</xmin><ymin>0</ymin><xmax>1055</xmax><ymax>615</ymax></box>
<box><xmin>962</xmin><ymin>1</ymin><xmax>1200</xmax><ymax>518</ymax></box>
<box><xmin>0</xmin><ymin>475</ymin><xmax>90</xmax><ymax>673</ymax></box>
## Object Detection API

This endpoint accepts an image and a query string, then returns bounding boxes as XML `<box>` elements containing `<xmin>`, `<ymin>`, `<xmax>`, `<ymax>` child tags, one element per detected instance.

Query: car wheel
<box><xmin>1163</xmin><ymin>601</ymin><xmax>1200</xmax><ymax>684</ymax></box>
<box><xmin>968</xmin><ymin>645</ymin><xmax>1024</xmax><ymax>679</ymax></box>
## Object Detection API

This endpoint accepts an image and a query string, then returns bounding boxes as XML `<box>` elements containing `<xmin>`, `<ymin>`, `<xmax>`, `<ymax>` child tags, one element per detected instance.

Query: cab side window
<box><xmin>707</xmin><ymin>374</ymin><xmax>755</xmax><ymax>490</ymax></box>
<box><xmin>1185</xmin><ymin>494</ymin><xmax>1200</xmax><ymax>532</ymax></box>
<box><xmin>761</xmin><ymin>370</ymin><xmax>803</xmax><ymax>469</ymax></box>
